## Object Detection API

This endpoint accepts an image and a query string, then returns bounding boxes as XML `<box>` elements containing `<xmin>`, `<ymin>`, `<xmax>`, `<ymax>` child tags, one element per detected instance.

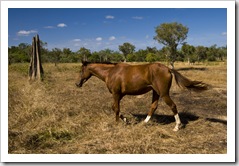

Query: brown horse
<box><xmin>75</xmin><ymin>61</ymin><xmax>208</xmax><ymax>131</ymax></box>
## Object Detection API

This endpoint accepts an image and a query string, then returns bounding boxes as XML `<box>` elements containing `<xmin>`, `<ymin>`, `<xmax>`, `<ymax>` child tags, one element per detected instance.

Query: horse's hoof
<box><xmin>123</xmin><ymin>117</ymin><xmax>127</xmax><ymax>123</ymax></box>
<box><xmin>138</xmin><ymin>121</ymin><xmax>147</xmax><ymax>126</ymax></box>
<box><xmin>125</xmin><ymin>119</ymin><xmax>131</xmax><ymax>125</ymax></box>
<box><xmin>173</xmin><ymin>127</ymin><xmax>179</xmax><ymax>132</ymax></box>
<box><xmin>120</xmin><ymin>115</ymin><xmax>129</xmax><ymax>124</ymax></box>
<box><xmin>173</xmin><ymin>123</ymin><xmax>184</xmax><ymax>131</ymax></box>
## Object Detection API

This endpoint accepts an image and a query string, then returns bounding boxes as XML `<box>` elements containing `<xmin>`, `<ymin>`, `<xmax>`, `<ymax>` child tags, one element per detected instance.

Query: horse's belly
<box><xmin>122</xmin><ymin>83</ymin><xmax>152</xmax><ymax>95</ymax></box>
<box><xmin>128</xmin><ymin>87</ymin><xmax>152</xmax><ymax>95</ymax></box>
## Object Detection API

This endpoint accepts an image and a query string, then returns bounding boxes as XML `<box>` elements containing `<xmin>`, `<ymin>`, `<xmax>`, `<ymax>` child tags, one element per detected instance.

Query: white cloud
<box><xmin>17</xmin><ymin>30</ymin><xmax>38</xmax><ymax>36</ymax></box>
<box><xmin>73</xmin><ymin>39</ymin><xmax>81</xmax><ymax>42</ymax></box>
<box><xmin>145</xmin><ymin>35</ymin><xmax>149</xmax><ymax>39</ymax></box>
<box><xmin>96</xmin><ymin>37</ymin><xmax>103</xmax><ymax>41</ymax></box>
<box><xmin>109</xmin><ymin>36</ymin><xmax>116</xmax><ymax>41</ymax></box>
<box><xmin>105</xmin><ymin>15</ymin><xmax>114</xmax><ymax>19</ymax></box>
<box><xmin>57</xmin><ymin>23</ymin><xmax>67</xmax><ymax>28</ymax></box>
<box><xmin>132</xmin><ymin>16</ymin><xmax>143</xmax><ymax>20</ymax></box>
<box><xmin>221</xmin><ymin>32</ymin><xmax>227</xmax><ymax>36</ymax></box>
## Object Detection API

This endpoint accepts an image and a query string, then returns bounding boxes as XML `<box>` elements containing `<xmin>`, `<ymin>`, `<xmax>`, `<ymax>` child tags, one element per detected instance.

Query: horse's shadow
<box><xmin>131</xmin><ymin>112</ymin><xmax>227</xmax><ymax>127</ymax></box>
<box><xmin>131</xmin><ymin>112</ymin><xmax>199</xmax><ymax>126</ymax></box>
<box><xmin>177</xmin><ymin>67</ymin><xmax>207</xmax><ymax>71</ymax></box>
<box><xmin>206</xmin><ymin>118</ymin><xmax>227</xmax><ymax>125</ymax></box>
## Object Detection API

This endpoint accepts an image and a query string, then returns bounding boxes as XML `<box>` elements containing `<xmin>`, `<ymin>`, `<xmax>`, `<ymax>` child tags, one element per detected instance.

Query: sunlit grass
<box><xmin>8</xmin><ymin>62</ymin><xmax>227</xmax><ymax>154</ymax></box>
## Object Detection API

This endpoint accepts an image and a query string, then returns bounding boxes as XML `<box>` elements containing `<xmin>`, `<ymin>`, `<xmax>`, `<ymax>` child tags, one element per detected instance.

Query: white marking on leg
<box><xmin>174</xmin><ymin>114</ymin><xmax>181</xmax><ymax>124</ymax></box>
<box><xmin>123</xmin><ymin>117</ymin><xmax>127</xmax><ymax>123</ymax></box>
<box><xmin>144</xmin><ymin>115</ymin><xmax>151</xmax><ymax>123</ymax></box>
<box><xmin>120</xmin><ymin>115</ymin><xmax>127</xmax><ymax>123</ymax></box>
<box><xmin>173</xmin><ymin>114</ymin><xmax>182</xmax><ymax>131</ymax></box>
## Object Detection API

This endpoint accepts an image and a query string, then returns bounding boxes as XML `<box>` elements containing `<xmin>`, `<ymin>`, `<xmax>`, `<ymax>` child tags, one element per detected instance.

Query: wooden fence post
<box><xmin>29</xmin><ymin>34</ymin><xmax>44</xmax><ymax>80</ymax></box>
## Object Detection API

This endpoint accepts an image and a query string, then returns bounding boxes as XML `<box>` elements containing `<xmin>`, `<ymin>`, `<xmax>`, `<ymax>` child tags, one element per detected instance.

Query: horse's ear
<box><xmin>81</xmin><ymin>60</ymin><xmax>88</xmax><ymax>66</ymax></box>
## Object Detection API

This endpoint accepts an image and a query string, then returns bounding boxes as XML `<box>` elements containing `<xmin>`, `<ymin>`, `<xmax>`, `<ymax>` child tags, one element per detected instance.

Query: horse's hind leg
<box><xmin>144</xmin><ymin>90</ymin><xmax>159</xmax><ymax>123</ymax></box>
<box><xmin>161</xmin><ymin>95</ymin><xmax>182</xmax><ymax>131</ymax></box>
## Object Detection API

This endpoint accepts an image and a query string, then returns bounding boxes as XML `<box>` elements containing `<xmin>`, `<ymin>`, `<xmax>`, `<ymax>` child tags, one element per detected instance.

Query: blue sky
<box><xmin>8</xmin><ymin>8</ymin><xmax>227</xmax><ymax>52</ymax></box>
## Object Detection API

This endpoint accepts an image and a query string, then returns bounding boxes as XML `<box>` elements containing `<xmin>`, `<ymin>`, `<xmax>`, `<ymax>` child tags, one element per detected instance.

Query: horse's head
<box><xmin>75</xmin><ymin>61</ymin><xmax>92</xmax><ymax>88</ymax></box>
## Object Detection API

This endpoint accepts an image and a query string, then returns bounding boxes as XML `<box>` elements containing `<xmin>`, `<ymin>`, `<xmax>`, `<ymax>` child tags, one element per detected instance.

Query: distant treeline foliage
<box><xmin>8</xmin><ymin>42</ymin><xmax>227</xmax><ymax>64</ymax></box>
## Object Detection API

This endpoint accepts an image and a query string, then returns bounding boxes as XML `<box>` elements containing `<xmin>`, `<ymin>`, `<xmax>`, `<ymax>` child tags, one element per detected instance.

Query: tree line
<box><xmin>8</xmin><ymin>22</ymin><xmax>227</xmax><ymax>65</ymax></box>
<box><xmin>8</xmin><ymin>42</ymin><xmax>227</xmax><ymax>64</ymax></box>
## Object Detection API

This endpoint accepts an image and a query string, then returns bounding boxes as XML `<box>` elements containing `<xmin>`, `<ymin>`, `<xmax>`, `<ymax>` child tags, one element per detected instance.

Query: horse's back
<box><xmin>111</xmin><ymin>62</ymin><xmax>170</xmax><ymax>79</ymax></box>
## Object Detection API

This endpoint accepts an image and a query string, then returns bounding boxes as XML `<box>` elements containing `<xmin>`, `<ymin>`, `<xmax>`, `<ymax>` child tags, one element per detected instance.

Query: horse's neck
<box><xmin>89</xmin><ymin>64</ymin><xmax>114</xmax><ymax>82</ymax></box>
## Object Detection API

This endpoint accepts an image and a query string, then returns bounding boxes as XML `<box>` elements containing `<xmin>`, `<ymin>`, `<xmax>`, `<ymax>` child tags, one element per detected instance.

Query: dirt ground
<box><xmin>8</xmin><ymin>62</ymin><xmax>227</xmax><ymax>154</ymax></box>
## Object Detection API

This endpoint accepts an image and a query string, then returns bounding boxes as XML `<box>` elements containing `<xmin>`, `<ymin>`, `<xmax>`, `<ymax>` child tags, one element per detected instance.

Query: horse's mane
<box><xmin>82</xmin><ymin>61</ymin><xmax>118</xmax><ymax>66</ymax></box>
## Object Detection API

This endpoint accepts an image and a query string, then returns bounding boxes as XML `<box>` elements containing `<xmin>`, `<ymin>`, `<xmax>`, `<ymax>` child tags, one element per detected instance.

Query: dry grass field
<box><xmin>8</xmin><ymin>62</ymin><xmax>227</xmax><ymax>154</ymax></box>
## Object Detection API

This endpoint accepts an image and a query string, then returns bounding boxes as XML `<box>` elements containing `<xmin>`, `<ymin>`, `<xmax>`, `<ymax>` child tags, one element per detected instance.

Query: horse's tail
<box><xmin>170</xmin><ymin>69</ymin><xmax>209</xmax><ymax>91</ymax></box>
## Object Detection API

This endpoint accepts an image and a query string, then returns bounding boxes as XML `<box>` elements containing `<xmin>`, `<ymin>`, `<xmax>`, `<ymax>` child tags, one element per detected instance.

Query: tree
<box><xmin>76</xmin><ymin>47</ymin><xmax>91</xmax><ymax>61</ymax></box>
<box><xmin>154</xmin><ymin>22</ymin><xmax>188</xmax><ymax>68</ymax></box>
<box><xmin>195</xmin><ymin>46</ymin><xmax>208</xmax><ymax>62</ymax></box>
<box><xmin>118</xmin><ymin>42</ymin><xmax>135</xmax><ymax>62</ymax></box>
<box><xmin>98</xmin><ymin>49</ymin><xmax>113</xmax><ymax>62</ymax></box>
<box><xmin>133</xmin><ymin>49</ymin><xmax>148</xmax><ymax>62</ymax></box>
<box><xmin>8</xmin><ymin>43</ymin><xmax>31</xmax><ymax>63</ymax></box>
<box><xmin>218</xmin><ymin>46</ymin><xmax>227</xmax><ymax>61</ymax></box>
<box><xmin>62</xmin><ymin>48</ymin><xmax>72</xmax><ymax>56</ymax></box>
<box><xmin>51</xmin><ymin>48</ymin><xmax>62</xmax><ymax>66</ymax></box>
<box><xmin>181</xmin><ymin>44</ymin><xmax>196</xmax><ymax>64</ymax></box>
<box><xmin>206</xmin><ymin>45</ymin><xmax>218</xmax><ymax>61</ymax></box>
<box><xmin>89</xmin><ymin>51</ymin><xmax>101</xmax><ymax>62</ymax></box>
<box><xmin>159</xmin><ymin>46</ymin><xmax>171</xmax><ymax>62</ymax></box>
<box><xmin>61</xmin><ymin>48</ymin><xmax>72</xmax><ymax>62</ymax></box>
<box><xmin>110</xmin><ymin>51</ymin><xmax>124</xmax><ymax>62</ymax></box>
<box><xmin>146</xmin><ymin>46</ymin><xmax>158</xmax><ymax>54</ymax></box>
<box><xmin>145</xmin><ymin>53</ymin><xmax>159</xmax><ymax>62</ymax></box>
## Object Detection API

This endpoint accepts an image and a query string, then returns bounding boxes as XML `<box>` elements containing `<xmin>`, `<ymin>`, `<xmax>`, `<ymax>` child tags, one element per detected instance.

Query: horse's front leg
<box><xmin>112</xmin><ymin>93</ymin><xmax>128</xmax><ymax>123</ymax></box>
<box><xmin>112</xmin><ymin>93</ymin><xmax>122</xmax><ymax>122</ymax></box>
